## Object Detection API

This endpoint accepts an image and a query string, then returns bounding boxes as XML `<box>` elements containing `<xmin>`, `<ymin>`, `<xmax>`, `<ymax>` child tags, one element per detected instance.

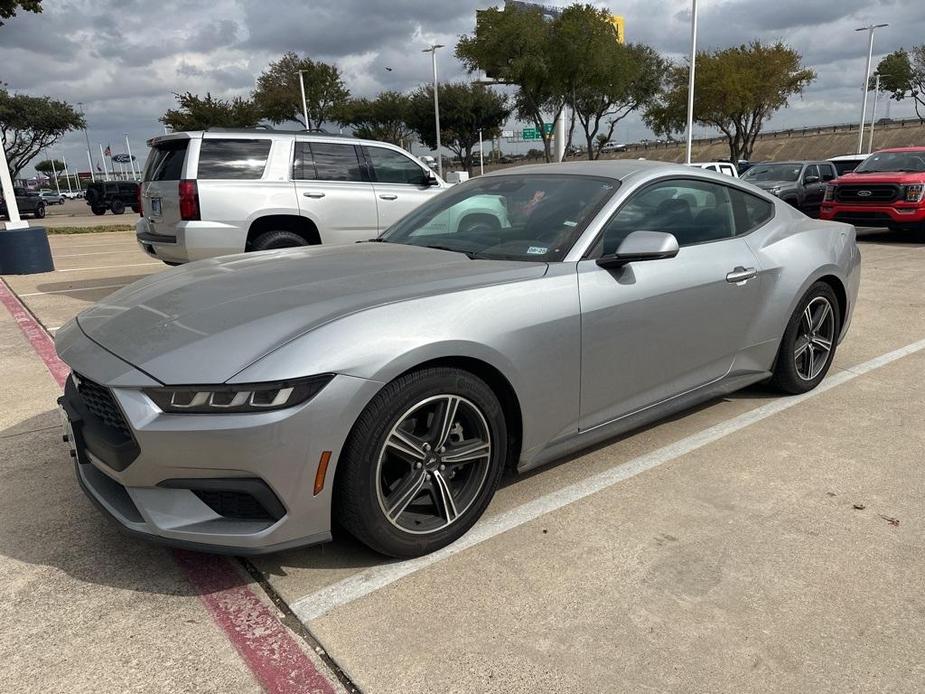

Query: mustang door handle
<box><xmin>378</xmin><ymin>194</ymin><xmax>398</xmax><ymax>200</ymax></box>
<box><xmin>302</xmin><ymin>191</ymin><xmax>326</xmax><ymax>198</ymax></box>
<box><xmin>726</xmin><ymin>266</ymin><xmax>758</xmax><ymax>284</ymax></box>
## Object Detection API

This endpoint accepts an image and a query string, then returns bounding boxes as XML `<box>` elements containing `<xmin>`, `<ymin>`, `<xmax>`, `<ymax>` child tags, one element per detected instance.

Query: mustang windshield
<box><xmin>380</xmin><ymin>174</ymin><xmax>618</xmax><ymax>261</ymax></box>
<box><xmin>854</xmin><ymin>151</ymin><xmax>925</xmax><ymax>173</ymax></box>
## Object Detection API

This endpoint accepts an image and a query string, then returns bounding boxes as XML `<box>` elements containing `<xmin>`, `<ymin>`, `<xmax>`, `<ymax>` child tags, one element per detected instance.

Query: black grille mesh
<box><xmin>75</xmin><ymin>374</ymin><xmax>132</xmax><ymax>438</ymax></box>
<box><xmin>193</xmin><ymin>490</ymin><xmax>274</xmax><ymax>521</ymax></box>
<box><xmin>835</xmin><ymin>184</ymin><xmax>899</xmax><ymax>203</ymax></box>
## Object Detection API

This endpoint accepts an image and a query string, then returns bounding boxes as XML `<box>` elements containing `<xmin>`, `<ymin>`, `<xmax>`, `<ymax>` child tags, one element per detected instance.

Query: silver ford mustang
<box><xmin>55</xmin><ymin>161</ymin><xmax>860</xmax><ymax>557</ymax></box>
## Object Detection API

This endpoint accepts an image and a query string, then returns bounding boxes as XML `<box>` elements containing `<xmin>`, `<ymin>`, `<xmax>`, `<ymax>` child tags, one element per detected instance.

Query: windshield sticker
<box><xmin>526</xmin><ymin>246</ymin><xmax>548</xmax><ymax>255</ymax></box>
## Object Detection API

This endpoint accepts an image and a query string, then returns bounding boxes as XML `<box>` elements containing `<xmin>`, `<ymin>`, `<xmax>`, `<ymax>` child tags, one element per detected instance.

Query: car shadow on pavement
<box><xmin>0</xmin><ymin>410</ymin><xmax>246</xmax><ymax>597</ymax></box>
<box><xmin>31</xmin><ymin>274</ymin><xmax>156</xmax><ymax>299</ymax></box>
<box><xmin>856</xmin><ymin>228</ymin><xmax>923</xmax><ymax>246</ymax></box>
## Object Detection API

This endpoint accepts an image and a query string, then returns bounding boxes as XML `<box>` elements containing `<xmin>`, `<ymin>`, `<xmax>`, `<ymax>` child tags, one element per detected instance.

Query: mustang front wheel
<box><xmin>336</xmin><ymin>367</ymin><xmax>507</xmax><ymax>557</ymax></box>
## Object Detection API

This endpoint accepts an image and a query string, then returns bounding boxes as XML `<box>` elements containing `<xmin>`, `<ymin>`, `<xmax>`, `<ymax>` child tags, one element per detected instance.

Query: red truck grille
<box><xmin>835</xmin><ymin>184</ymin><xmax>899</xmax><ymax>203</ymax></box>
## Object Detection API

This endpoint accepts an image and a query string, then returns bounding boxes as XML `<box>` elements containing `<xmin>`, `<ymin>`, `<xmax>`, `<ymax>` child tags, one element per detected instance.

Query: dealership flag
<box><xmin>104</xmin><ymin>145</ymin><xmax>112</xmax><ymax>157</ymax></box>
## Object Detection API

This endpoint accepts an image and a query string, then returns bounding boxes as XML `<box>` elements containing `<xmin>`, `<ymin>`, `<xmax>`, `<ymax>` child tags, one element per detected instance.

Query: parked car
<box><xmin>0</xmin><ymin>186</ymin><xmax>46</xmax><ymax>219</ymax></box>
<box><xmin>56</xmin><ymin>160</ymin><xmax>860</xmax><ymax>557</ymax></box>
<box><xmin>820</xmin><ymin>146</ymin><xmax>925</xmax><ymax>233</ymax></box>
<box><xmin>599</xmin><ymin>142</ymin><xmax>627</xmax><ymax>154</ymax></box>
<box><xmin>740</xmin><ymin>160</ymin><xmax>838</xmax><ymax>217</ymax></box>
<box><xmin>829</xmin><ymin>154</ymin><xmax>868</xmax><ymax>176</ymax></box>
<box><xmin>60</xmin><ymin>191</ymin><xmax>82</xmax><ymax>200</ymax></box>
<box><xmin>84</xmin><ymin>180</ymin><xmax>141</xmax><ymax>216</ymax></box>
<box><xmin>39</xmin><ymin>190</ymin><xmax>65</xmax><ymax>205</ymax></box>
<box><xmin>136</xmin><ymin>129</ymin><xmax>449</xmax><ymax>265</ymax></box>
<box><xmin>689</xmin><ymin>161</ymin><xmax>739</xmax><ymax>177</ymax></box>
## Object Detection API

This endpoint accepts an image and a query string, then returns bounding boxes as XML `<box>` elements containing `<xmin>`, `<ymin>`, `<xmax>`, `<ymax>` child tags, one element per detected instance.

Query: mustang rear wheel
<box><xmin>335</xmin><ymin>367</ymin><xmax>507</xmax><ymax>557</ymax></box>
<box><xmin>770</xmin><ymin>282</ymin><xmax>840</xmax><ymax>394</ymax></box>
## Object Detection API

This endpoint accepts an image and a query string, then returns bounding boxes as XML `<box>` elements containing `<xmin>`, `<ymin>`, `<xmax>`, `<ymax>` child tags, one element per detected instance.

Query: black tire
<box><xmin>163</xmin><ymin>261</ymin><xmax>182</xmax><ymax>267</ymax></box>
<box><xmin>769</xmin><ymin>282</ymin><xmax>841</xmax><ymax>394</ymax></box>
<box><xmin>84</xmin><ymin>187</ymin><xmax>100</xmax><ymax>205</ymax></box>
<box><xmin>249</xmin><ymin>230</ymin><xmax>309</xmax><ymax>251</ymax></box>
<box><xmin>110</xmin><ymin>199</ymin><xmax>125</xmax><ymax>215</ymax></box>
<box><xmin>91</xmin><ymin>206</ymin><xmax>107</xmax><ymax>216</ymax></box>
<box><xmin>335</xmin><ymin>367</ymin><xmax>508</xmax><ymax>558</ymax></box>
<box><xmin>33</xmin><ymin>203</ymin><xmax>46</xmax><ymax>219</ymax></box>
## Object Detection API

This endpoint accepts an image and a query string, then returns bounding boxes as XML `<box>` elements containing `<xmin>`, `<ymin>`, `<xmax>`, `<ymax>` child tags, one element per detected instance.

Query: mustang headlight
<box><xmin>144</xmin><ymin>374</ymin><xmax>334</xmax><ymax>414</ymax></box>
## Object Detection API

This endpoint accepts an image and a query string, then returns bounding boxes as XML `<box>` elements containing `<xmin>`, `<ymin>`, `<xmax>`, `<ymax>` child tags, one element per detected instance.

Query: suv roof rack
<box><xmin>204</xmin><ymin>127</ymin><xmax>352</xmax><ymax>137</ymax></box>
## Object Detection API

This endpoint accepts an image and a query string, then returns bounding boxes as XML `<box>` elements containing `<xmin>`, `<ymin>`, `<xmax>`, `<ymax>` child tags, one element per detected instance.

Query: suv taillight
<box><xmin>904</xmin><ymin>184</ymin><xmax>925</xmax><ymax>203</ymax></box>
<box><xmin>136</xmin><ymin>185</ymin><xmax>143</xmax><ymax>216</ymax></box>
<box><xmin>824</xmin><ymin>184</ymin><xmax>836</xmax><ymax>202</ymax></box>
<box><xmin>179</xmin><ymin>179</ymin><xmax>200</xmax><ymax>221</ymax></box>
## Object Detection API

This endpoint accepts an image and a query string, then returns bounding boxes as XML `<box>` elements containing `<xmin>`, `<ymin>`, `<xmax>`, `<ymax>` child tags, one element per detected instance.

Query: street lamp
<box><xmin>684</xmin><ymin>0</ymin><xmax>699</xmax><ymax>165</ymax></box>
<box><xmin>297</xmin><ymin>70</ymin><xmax>311</xmax><ymax>131</ymax></box>
<box><xmin>76</xmin><ymin>102</ymin><xmax>95</xmax><ymax>183</ymax></box>
<box><xmin>855</xmin><ymin>23</ymin><xmax>888</xmax><ymax>155</ymax></box>
<box><xmin>422</xmin><ymin>44</ymin><xmax>445</xmax><ymax>178</ymax></box>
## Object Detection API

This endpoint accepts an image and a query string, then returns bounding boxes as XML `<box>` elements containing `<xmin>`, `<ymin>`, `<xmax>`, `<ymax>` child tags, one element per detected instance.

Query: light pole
<box><xmin>125</xmin><ymin>134</ymin><xmax>137</xmax><ymax>180</ymax></box>
<box><xmin>298</xmin><ymin>69</ymin><xmax>310</xmax><ymax>131</ymax></box>
<box><xmin>422</xmin><ymin>44</ymin><xmax>445</xmax><ymax>177</ymax></box>
<box><xmin>77</xmin><ymin>102</ymin><xmax>95</xmax><ymax>182</ymax></box>
<box><xmin>684</xmin><ymin>0</ymin><xmax>699</xmax><ymax>165</ymax></box>
<box><xmin>855</xmin><ymin>23</ymin><xmax>888</xmax><ymax>154</ymax></box>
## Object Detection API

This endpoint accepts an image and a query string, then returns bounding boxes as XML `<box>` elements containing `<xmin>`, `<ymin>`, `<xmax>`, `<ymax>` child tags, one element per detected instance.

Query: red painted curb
<box><xmin>0</xmin><ymin>277</ymin><xmax>336</xmax><ymax>694</ymax></box>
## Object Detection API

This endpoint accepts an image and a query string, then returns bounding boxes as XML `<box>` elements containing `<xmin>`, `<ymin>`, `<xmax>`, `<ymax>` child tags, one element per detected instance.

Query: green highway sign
<box><xmin>521</xmin><ymin>123</ymin><xmax>553</xmax><ymax>140</ymax></box>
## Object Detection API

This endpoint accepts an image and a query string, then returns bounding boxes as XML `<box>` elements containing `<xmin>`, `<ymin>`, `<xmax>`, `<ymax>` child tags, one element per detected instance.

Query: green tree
<box><xmin>253</xmin><ymin>52</ymin><xmax>349</xmax><ymax>130</ymax></box>
<box><xmin>335</xmin><ymin>91</ymin><xmax>412</xmax><ymax>145</ymax></box>
<box><xmin>876</xmin><ymin>48</ymin><xmax>925</xmax><ymax>123</ymax></box>
<box><xmin>159</xmin><ymin>92</ymin><xmax>262</xmax><ymax>131</ymax></box>
<box><xmin>0</xmin><ymin>0</ymin><xmax>41</xmax><ymax>26</ymax></box>
<box><xmin>553</xmin><ymin>6</ymin><xmax>664</xmax><ymax>159</ymax></box>
<box><xmin>407</xmin><ymin>83</ymin><xmax>510</xmax><ymax>174</ymax></box>
<box><xmin>457</xmin><ymin>4</ymin><xmax>565</xmax><ymax>162</ymax></box>
<box><xmin>0</xmin><ymin>88</ymin><xmax>84</xmax><ymax>178</ymax></box>
<box><xmin>35</xmin><ymin>158</ymin><xmax>64</xmax><ymax>176</ymax></box>
<box><xmin>644</xmin><ymin>41</ymin><xmax>815</xmax><ymax>162</ymax></box>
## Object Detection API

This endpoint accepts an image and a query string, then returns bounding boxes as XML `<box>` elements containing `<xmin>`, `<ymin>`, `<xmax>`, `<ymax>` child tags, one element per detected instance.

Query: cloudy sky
<box><xmin>2</xmin><ymin>0</ymin><xmax>924</xmax><ymax>174</ymax></box>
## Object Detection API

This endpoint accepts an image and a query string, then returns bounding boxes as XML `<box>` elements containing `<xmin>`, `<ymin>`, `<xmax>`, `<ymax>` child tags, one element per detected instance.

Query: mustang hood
<box><xmin>76</xmin><ymin>243</ymin><xmax>547</xmax><ymax>384</ymax></box>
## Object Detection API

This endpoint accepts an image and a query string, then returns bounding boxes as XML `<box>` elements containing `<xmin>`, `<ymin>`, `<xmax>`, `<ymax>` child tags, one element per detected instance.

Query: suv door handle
<box><xmin>378</xmin><ymin>193</ymin><xmax>398</xmax><ymax>200</ymax></box>
<box><xmin>302</xmin><ymin>191</ymin><xmax>326</xmax><ymax>198</ymax></box>
<box><xmin>726</xmin><ymin>266</ymin><xmax>758</xmax><ymax>284</ymax></box>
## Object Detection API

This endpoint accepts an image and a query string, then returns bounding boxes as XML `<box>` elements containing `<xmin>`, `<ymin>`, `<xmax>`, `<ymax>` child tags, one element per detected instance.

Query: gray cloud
<box><xmin>1</xmin><ymin>0</ymin><xmax>923</xmax><ymax>173</ymax></box>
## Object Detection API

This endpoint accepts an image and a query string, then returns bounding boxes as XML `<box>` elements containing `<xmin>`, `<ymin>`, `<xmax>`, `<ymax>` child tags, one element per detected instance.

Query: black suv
<box><xmin>84</xmin><ymin>181</ymin><xmax>141</xmax><ymax>216</ymax></box>
<box><xmin>0</xmin><ymin>187</ymin><xmax>46</xmax><ymax>219</ymax></box>
<box><xmin>740</xmin><ymin>161</ymin><xmax>838</xmax><ymax>217</ymax></box>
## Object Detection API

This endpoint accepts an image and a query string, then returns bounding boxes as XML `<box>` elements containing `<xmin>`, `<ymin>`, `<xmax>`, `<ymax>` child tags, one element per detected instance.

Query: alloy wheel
<box><xmin>794</xmin><ymin>296</ymin><xmax>836</xmax><ymax>381</ymax></box>
<box><xmin>375</xmin><ymin>394</ymin><xmax>492</xmax><ymax>535</ymax></box>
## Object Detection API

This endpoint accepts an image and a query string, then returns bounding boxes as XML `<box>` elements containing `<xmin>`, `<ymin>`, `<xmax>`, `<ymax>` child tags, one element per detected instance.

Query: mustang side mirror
<box><xmin>596</xmin><ymin>230</ymin><xmax>680</xmax><ymax>270</ymax></box>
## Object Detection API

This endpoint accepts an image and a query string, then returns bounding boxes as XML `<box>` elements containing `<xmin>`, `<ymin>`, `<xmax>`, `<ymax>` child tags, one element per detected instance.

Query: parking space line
<box><xmin>19</xmin><ymin>284</ymin><xmax>129</xmax><ymax>297</ymax></box>
<box><xmin>55</xmin><ymin>262</ymin><xmax>161</xmax><ymax>272</ymax></box>
<box><xmin>0</xmin><ymin>278</ymin><xmax>340</xmax><ymax>694</ymax></box>
<box><xmin>54</xmin><ymin>250</ymin><xmax>141</xmax><ymax>258</ymax></box>
<box><xmin>290</xmin><ymin>337</ymin><xmax>925</xmax><ymax>623</ymax></box>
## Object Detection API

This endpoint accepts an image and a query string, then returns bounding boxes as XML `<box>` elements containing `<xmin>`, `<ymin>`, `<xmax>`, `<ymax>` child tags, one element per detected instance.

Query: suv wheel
<box><xmin>34</xmin><ymin>203</ymin><xmax>46</xmax><ymax>219</ymax></box>
<box><xmin>91</xmin><ymin>206</ymin><xmax>107</xmax><ymax>216</ymax></box>
<box><xmin>249</xmin><ymin>230</ymin><xmax>310</xmax><ymax>251</ymax></box>
<box><xmin>110</xmin><ymin>199</ymin><xmax>125</xmax><ymax>215</ymax></box>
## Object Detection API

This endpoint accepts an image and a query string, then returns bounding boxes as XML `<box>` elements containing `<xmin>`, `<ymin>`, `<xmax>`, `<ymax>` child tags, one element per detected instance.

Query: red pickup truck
<box><xmin>820</xmin><ymin>146</ymin><xmax>925</xmax><ymax>233</ymax></box>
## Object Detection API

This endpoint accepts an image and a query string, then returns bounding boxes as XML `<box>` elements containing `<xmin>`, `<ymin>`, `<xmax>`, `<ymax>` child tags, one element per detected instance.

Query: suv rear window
<box><xmin>198</xmin><ymin>138</ymin><xmax>271</xmax><ymax>179</ymax></box>
<box><xmin>143</xmin><ymin>139</ymin><xmax>188</xmax><ymax>181</ymax></box>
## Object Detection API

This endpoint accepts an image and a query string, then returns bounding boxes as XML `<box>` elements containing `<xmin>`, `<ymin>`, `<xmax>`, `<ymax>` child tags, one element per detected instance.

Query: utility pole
<box><xmin>298</xmin><ymin>69</ymin><xmax>310</xmax><ymax>130</ymax></box>
<box><xmin>99</xmin><ymin>144</ymin><xmax>110</xmax><ymax>182</ymax></box>
<box><xmin>684</xmin><ymin>0</ymin><xmax>699</xmax><ymax>165</ymax></box>
<box><xmin>422</xmin><ymin>44</ymin><xmax>445</xmax><ymax>177</ymax></box>
<box><xmin>855</xmin><ymin>23</ymin><xmax>888</xmax><ymax>154</ymax></box>
<box><xmin>77</xmin><ymin>102</ymin><xmax>96</xmax><ymax>182</ymax></box>
<box><xmin>62</xmin><ymin>157</ymin><xmax>74</xmax><ymax>194</ymax></box>
<box><xmin>125</xmin><ymin>134</ymin><xmax>137</xmax><ymax>180</ymax></box>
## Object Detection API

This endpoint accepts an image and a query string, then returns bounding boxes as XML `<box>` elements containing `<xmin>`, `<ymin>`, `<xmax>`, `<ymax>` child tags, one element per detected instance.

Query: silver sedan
<box><xmin>55</xmin><ymin>161</ymin><xmax>860</xmax><ymax>557</ymax></box>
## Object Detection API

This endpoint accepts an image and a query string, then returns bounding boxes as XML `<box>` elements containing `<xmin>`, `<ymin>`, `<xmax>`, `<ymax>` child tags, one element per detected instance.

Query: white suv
<box><xmin>136</xmin><ymin>129</ymin><xmax>449</xmax><ymax>264</ymax></box>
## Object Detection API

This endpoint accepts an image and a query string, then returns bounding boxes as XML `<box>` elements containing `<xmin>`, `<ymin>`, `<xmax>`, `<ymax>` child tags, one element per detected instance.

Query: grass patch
<box><xmin>45</xmin><ymin>225</ymin><xmax>135</xmax><ymax>235</ymax></box>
